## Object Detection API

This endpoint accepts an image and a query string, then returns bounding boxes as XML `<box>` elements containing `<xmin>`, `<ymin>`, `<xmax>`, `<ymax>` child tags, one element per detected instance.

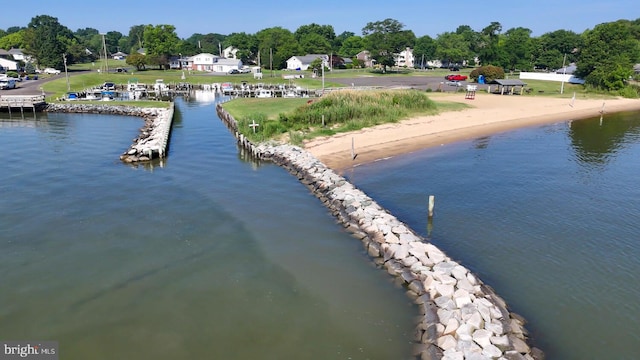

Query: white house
<box><xmin>0</xmin><ymin>57</ymin><xmax>18</xmax><ymax>71</ymax></box>
<box><xmin>8</xmin><ymin>48</ymin><xmax>28</xmax><ymax>62</ymax></box>
<box><xmin>222</xmin><ymin>46</ymin><xmax>238</xmax><ymax>59</ymax></box>
<box><xmin>395</xmin><ymin>47</ymin><xmax>414</xmax><ymax>68</ymax></box>
<box><xmin>186</xmin><ymin>53</ymin><xmax>243</xmax><ymax>72</ymax></box>
<box><xmin>212</xmin><ymin>58</ymin><xmax>243</xmax><ymax>73</ymax></box>
<box><xmin>188</xmin><ymin>53</ymin><xmax>220</xmax><ymax>71</ymax></box>
<box><xmin>285</xmin><ymin>54</ymin><xmax>328</xmax><ymax>71</ymax></box>
<box><xmin>112</xmin><ymin>51</ymin><xmax>128</xmax><ymax>60</ymax></box>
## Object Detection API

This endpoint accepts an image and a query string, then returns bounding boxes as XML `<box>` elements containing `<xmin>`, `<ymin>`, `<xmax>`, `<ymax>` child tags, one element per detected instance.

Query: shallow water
<box><xmin>0</xmin><ymin>97</ymin><xmax>416</xmax><ymax>360</ymax></box>
<box><xmin>345</xmin><ymin>110</ymin><xmax>640</xmax><ymax>359</ymax></box>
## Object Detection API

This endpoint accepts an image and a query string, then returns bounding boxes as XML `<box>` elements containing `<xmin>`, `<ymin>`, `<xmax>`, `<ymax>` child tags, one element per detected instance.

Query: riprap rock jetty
<box><xmin>217</xmin><ymin>104</ymin><xmax>544</xmax><ymax>360</ymax></box>
<box><xmin>46</xmin><ymin>103</ymin><xmax>174</xmax><ymax>163</ymax></box>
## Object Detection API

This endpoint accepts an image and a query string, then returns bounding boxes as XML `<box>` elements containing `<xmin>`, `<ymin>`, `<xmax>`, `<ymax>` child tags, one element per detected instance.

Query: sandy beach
<box><xmin>303</xmin><ymin>93</ymin><xmax>640</xmax><ymax>171</ymax></box>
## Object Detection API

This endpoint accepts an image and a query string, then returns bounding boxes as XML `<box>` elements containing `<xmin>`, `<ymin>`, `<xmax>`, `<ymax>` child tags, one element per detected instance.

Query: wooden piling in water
<box><xmin>428</xmin><ymin>195</ymin><xmax>435</xmax><ymax>218</ymax></box>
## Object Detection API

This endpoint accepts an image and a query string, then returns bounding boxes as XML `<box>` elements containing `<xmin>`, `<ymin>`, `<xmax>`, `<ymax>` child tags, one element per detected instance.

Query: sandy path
<box><xmin>303</xmin><ymin>93</ymin><xmax>640</xmax><ymax>171</ymax></box>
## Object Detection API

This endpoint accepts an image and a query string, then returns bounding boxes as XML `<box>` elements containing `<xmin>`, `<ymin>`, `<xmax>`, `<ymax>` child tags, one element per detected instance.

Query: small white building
<box><xmin>212</xmin><ymin>58</ymin><xmax>243</xmax><ymax>73</ymax></box>
<box><xmin>8</xmin><ymin>48</ymin><xmax>28</xmax><ymax>62</ymax></box>
<box><xmin>112</xmin><ymin>51</ymin><xmax>128</xmax><ymax>60</ymax></box>
<box><xmin>286</xmin><ymin>54</ymin><xmax>328</xmax><ymax>71</ymax></box>
<box><xmin>394</xmin><ymin>47</ymin><xmax>414</xmax><ymax>68</ymax></box>
<box><xmin>0</xmin><ymin>57</ymin><xmax>18</xmax><ymax>71</ymax></box>
<box><xmin>222</xmin><ymin>46</ymin><xmax>238</xmax><ymax>59</ymax></box>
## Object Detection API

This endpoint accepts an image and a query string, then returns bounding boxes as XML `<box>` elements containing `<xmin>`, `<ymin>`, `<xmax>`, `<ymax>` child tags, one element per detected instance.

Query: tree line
<box><xmin>1</xmin><ymin>15</ymin><xmax>639</xmax><ymax>92</ymax></box>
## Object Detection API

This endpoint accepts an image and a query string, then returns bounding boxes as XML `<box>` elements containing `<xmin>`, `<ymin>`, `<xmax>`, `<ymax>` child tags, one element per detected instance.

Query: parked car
<box><xmin>116</xmin><ymin>67</ymin><xmax>127</xmax><ymax>73</ymax></box>
<box><xmin>445</xmin><ymin>80</ymin><xmax>464</xmax><ymax>87</ymax></box>
<box><xmin>0</xmin><ymin>78</ymin><xmax>17</xmax><ymax>90</ymax></box>
<box><xmin>43</xmin><ymin>68</ymin><xmax>61</xmax><ymax>75</ymax></box>
<box><xmin>227</xmin><ymin>69</ymin><xmax>240</xmax><ymax>74</ymax></box>
<box><xmin>444</xmin><ymin>74</ymin><xmax>467</xmax><ymax>81</ymax></box>
<box><xmin>101</xmin><ymin>82</ymin><xmax>116</xmax><ymax>90</ymax></box>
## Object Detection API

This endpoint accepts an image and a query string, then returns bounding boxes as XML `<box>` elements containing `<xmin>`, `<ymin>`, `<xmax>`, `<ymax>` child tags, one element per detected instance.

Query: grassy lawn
<box><xmin>222</xmin><ymin>98</ymin><xmax>312</xmax><ymax>120</ymax></box>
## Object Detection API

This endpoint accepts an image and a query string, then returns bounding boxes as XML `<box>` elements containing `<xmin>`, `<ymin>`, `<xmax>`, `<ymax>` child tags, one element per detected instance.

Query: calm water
<box><xmin>0</xmin><ymin>96</ymin><xmax>416</xmax><ymax>359</ymax></box>
<box><xmin>346</xmin><ymin>111</ymin><xmax>640</xmax><ymax>359</ymax></box>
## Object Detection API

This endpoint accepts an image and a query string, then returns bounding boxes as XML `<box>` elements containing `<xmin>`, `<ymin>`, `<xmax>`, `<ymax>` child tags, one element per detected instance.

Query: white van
<box><xmin>0</xmin><ymin>78</ymin><xmax>16</xmax><ymax>90</ymax></box>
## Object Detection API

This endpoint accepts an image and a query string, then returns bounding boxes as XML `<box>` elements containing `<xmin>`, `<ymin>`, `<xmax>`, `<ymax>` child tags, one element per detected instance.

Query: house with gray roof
<box><xmin>285</xmin><ymin>54</ymin><xmax>328</xmax><ymax>70</ymax></box>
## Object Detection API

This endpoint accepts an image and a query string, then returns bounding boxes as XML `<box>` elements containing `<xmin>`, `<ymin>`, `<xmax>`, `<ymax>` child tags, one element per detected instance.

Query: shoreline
<box><xmin>303</xmin><ymin>93</ymin><xmax>640</xmax><ymax>171</ymax></box>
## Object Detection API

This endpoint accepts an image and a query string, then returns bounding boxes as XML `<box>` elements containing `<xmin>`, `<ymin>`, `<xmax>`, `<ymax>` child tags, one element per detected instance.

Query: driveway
<box><xmin>2</xmin><ymin>71</ymin><xmax>90</xmax><ymax>96</ymax></box>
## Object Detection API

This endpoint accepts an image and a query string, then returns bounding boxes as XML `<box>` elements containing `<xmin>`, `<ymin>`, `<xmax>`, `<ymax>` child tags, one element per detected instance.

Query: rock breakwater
<box><xmin>216</xmin><ymin>104</ymin><xmax>543</xmax><ymax>360</ymax></box>
<box><xmin>45</xmin><ymin>103</ymin><xmax>174</xmax><ymax>163</ymax></box>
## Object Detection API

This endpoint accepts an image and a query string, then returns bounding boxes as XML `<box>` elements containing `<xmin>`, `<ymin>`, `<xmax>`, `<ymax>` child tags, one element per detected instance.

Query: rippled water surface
<box><xmin>0</xmin><ymin>98</ymin><xmax>416</xmax><ymax>360</ymax></box>
<box><xmin>345</xmin><ymin>110</ymin><xmax>640</xmax><ymax>360</ymax></box>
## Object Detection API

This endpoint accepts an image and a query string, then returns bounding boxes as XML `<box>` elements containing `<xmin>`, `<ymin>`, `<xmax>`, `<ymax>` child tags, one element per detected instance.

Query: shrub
<box><xmin>469</xmin><ymin>65</ymin><xmax>505</xmax><ymax>83</ymax></box>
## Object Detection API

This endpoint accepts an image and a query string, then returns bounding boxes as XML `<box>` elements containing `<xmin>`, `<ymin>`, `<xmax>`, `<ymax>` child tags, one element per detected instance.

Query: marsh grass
<box><xmin>231</xmin><ymin>89</ymin><xmax>465</xmax><ymax>145</ymax></box>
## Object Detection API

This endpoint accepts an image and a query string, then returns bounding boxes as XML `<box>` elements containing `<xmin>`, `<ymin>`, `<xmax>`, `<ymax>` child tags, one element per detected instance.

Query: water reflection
<box><xmin>568</xmin><ymin>111</ymin><xmax>640</xmax><ymax>166</ymax></box>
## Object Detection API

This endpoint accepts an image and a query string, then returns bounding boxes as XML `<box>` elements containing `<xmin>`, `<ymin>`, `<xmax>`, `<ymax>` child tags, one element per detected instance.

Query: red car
<box><xmin>444</xmin><ymin>74</ymin><xmax>468</xmax><ymax>81</ymax></box>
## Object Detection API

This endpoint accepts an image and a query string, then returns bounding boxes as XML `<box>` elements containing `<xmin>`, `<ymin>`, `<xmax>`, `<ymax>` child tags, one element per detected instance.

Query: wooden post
<box><xmin>428</xmin><ymin>195</ymin><xmax>435</xmax><ymax>218</ymax></box>
<box><xmin>322</xmin><ymin>114</ymin><xmax>325</xmax><ymax>127</ymax></box>
<box><xmin>351</xmin><ymin>137</ymin><xmax>357</xmax><ymax>160</ymax></box>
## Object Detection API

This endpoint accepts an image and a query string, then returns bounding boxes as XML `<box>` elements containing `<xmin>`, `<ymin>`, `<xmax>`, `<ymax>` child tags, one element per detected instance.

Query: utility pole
<box><xmin>63</xmin><ymin>53</ymin><xmax>69</xmax><ymax>91</ymax></box>
<box><xmin>560</xmin><ymin>53</ymin><xmax>567</xmax><ymax>95</ymax></box>
<box><xmin>101</xmin><ymin>33</ymin><xmax>108</xmax><ymax>74</ymax></box>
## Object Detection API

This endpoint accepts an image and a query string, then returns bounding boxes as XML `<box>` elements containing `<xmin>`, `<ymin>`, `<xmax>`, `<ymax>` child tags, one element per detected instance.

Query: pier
<box><xmin>0</xmin><ymin>95</ymin><xmax>47</xmax><ymax>117</ymax></box>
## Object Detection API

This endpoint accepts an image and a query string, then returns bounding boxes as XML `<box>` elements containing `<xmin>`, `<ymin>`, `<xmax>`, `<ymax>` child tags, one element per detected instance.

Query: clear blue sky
<box><xmin>4</xmin><ymin>0</ymin><xmax>637</xmax><ymax>39</ymax></box>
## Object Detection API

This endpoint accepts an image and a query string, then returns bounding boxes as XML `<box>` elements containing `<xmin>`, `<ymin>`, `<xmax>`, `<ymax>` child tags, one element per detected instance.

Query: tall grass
<box><xmin>237</xmin><ymin>89</ymin><xmax>445</xmax><ymax>144</ymax></box>
<box><xmin>280</xmin><ymin>90</ymin><xmax>437</xmax><ymax>127</ymax></box>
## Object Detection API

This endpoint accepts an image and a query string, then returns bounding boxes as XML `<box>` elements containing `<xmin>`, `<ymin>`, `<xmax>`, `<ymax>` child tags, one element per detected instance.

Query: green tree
<box><xmin>502</xmin><ymin>27</ymin><xmax>534</xmax><ymax>71</ymax></box>
<box><xmin>186</xmin><ymin>33</ymin><xmax>226</xmax><ymax>55</ymax></box>
<box><xmin>362</xmin><ymin>18</ymin><xmax>416</xmax><ymax>71</ymax></box>
<box><xmin>413</xmin><ymin>35</ymin><xmax>437</xmax><ymax>68</ymax></box>
<box><xmin>143</xmin><ymin>25</ymin><xmax>180</xmax><ymax>69</ymax></box>
<box><xmin>0</xmin><ymin>30</ymin><xmax>26</xmax><ymax>50</ymax></box>
<box><xmin>338</xmin><ymin>35</ymin><xmax>365</xmax><ymax>58</ymax></box>
<box><xmin>126</xmin><ymin>53</ymin><xmax>147</xmax><ymax>70</ymax></box>
<box><xmin>333</xmin><ymin>31</ymin><xmax>355</xmax><ymax>52</ymax></box>
<box><xmin>309</xmin><ymin>57</ymin><xmax>324</xmax><ymax>72</ymax></box>
<box><xmin>176</xmin><ymin>40</ymin><xmax>199</xmax><ymax>57</ymax></box>
<box><xmin>533</xmin><ymin>29</ymin><xmax>582</xmax><ymax>70</ymax></box>
<box><xmin>23</xmin><ymin>15</ymin><xmax>74</xmax><ymax>69</ymax></box>
<box><xmin>295</xmin><ymin>23</ymin><xmax>335</xmax><ymax>44</ymax></box>
<box><xmin>299</xmin><ymin>33</ymin><xmax>332</xmax><ymax>54</ymax></box>
<box><xmin>224</xmin><ymin>32</ymin><xmax>258</xmax><ymax>64</ymax></box>
<box><xmin>577</xmin><ymin>20</ymin><xmax>640</xmax><ymax>90</ymax></box>
<box><xmin>62</xmin><ymin>38</ymin><xmax>92</xmax><ymax>64</ymax></box>
<box><xmin>126</xmin><ymin>25</ymin><xmax>148</xmax><ymax>54</ymax></box>
<box><xmin>6</xmin><ymin>26</ymin><xmax>24</xmax><ymax>34</ymax></box>
<box><xmin>105</xmin><ymin>31</ymin><xmax>123</xmax><ymax>55</ymax></box>
<box><xmin>435</xmin><ymin>32</ymin><xmax>470</xmax><ymax>66</ymax></box>
<box><xmin>255</xmin><ymin>27</ymin><xmax>300</xmax><ymax>70</ymax></box>
<box><xmin>477</xmin><ymin>21</ymin><xmax>503</xmax><ymax>66</ymax></box>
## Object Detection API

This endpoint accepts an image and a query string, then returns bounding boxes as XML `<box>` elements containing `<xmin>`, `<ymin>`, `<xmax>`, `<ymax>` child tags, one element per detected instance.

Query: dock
<box><xmin>0</xmin><ymin>95</ymin><xmax>47</xmax><ymax>117</ymax></box>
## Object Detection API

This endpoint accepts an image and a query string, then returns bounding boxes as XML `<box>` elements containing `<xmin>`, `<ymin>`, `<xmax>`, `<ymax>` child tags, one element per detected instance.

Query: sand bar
<box><xmin>303</xmin><ymin>93</ymin><xmax>640</xmax><ymax>171</ymax></box>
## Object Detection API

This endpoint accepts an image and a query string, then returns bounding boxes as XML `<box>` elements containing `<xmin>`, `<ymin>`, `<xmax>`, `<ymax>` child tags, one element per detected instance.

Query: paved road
<box><xmin>328</xmin><ymin>74</ymin><xmax>487</xmax><ymax>92</ymax></box>
<box><xmin>2</xmin><ymin>71</ymin><xmax>92</xmax><ymax>96</ymax></box>
<box><xmin>2</xmin><ymin>75</ymin><xmax>58</xmax><ymax>96</ymax></box>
